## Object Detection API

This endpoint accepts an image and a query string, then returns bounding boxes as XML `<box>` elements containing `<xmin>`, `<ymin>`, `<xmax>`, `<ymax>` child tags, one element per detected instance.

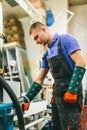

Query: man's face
<box><xmin>30</xmin><ymin>28</ymin><xmax>48</xmax><ymax>46</ymax></box>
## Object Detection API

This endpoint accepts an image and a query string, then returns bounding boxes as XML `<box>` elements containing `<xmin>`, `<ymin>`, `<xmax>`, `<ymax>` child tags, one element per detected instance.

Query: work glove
<box><xmin>64</xmin><ymin>66</ymin><xmax>86</xmax><ymax>104</ymax></box>
<box><xmin>64</xmin><ymin>91</ymin><xmax>77</xmax><ymax>103</ymax></box>
<box><xmin>18</xmin><ymin>96</ymin><xmax>30</xmax><ymax>112</ymax></box>
<box><xmin>25</xmin><ymin>81</ymin><xmax>42</xmax><ymax>101</ymax></box>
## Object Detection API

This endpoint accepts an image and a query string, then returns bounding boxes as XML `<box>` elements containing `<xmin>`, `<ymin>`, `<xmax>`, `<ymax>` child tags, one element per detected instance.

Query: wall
<box><xmin>49</xmin><ymin>0</ymin><xmax>68</xmax><ymax>34</ymax></box>
<box><xmin>19</xmin><ymin>16</ymin><xmax>41</xmax><ymax>80</ymax></box>
<box><xmin>68</xmin><ymin>4</ymin><xmax>87</xmax><ymax>53</ymax></box>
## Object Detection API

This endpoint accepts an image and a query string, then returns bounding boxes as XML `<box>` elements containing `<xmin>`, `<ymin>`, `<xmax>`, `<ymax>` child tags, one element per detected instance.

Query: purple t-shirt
<box><xmin>41</xmin><ymin>33</ymin><xmax>80</xmax><ymax>71</ymax></box>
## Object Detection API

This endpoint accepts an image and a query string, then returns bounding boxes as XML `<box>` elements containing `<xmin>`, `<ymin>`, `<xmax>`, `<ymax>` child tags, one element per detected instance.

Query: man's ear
<box><xmin>41</xmin><ymin>27</ymin><xmax>46</xmax><ymax>32</ymax></box>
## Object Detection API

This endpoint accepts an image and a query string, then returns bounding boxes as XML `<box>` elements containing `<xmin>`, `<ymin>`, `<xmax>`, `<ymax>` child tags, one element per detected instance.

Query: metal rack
<box><xmin>3</xmin><ymin>43</ymin><xmax>30</xmax><ymax>92</ymax></box>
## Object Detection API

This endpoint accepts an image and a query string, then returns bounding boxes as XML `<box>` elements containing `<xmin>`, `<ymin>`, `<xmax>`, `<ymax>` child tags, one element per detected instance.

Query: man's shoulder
<box><xmin>61</xmin><ymin>33</ymin><xmax>76</xmax><ymax>46</ymax></box>
<box><xmin>61</xmin><ymin>33</ymin><xmax>73</xmax><ymax>39</ymax></box>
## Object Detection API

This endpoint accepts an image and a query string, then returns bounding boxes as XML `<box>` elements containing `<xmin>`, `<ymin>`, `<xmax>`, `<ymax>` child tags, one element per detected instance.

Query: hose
<box><xmin>0</xmin><ymin>76</ymin><xmax>25</xmax><ymax>130</ymax></box>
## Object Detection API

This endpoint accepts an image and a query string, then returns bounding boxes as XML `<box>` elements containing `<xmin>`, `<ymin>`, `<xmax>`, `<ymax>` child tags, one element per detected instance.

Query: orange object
<box><xmin>23</xmin><ymin>103</ymin><xmax>29</xmax><ymax>111</ymax></box>
<box><xmin>64</xmin><ymin>91</ymin><xmax>77</xmax><ymax>103</ymax></box>
<box><xmin>67</xmin><ymin>124</ymin><xmax>70</xmax><ymax>130</ymax></box>
<box><xmin>80</xmin><ymin>105</ymin><xmax>87</xmax><ymax>130</ymax></box>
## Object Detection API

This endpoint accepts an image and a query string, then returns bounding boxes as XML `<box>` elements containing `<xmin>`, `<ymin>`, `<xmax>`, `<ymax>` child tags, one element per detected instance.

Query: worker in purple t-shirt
<box><xmin>25</xmin><ymin>22</ymin><xmax>86</xmax><ymax>130</ymax></box>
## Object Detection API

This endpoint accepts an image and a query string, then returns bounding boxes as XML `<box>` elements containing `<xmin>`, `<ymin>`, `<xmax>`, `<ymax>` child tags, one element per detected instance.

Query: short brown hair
<box><xmin>29</xmin><ymin>22</ymin><xmax>46</xmax><ymax>35</ymax></box>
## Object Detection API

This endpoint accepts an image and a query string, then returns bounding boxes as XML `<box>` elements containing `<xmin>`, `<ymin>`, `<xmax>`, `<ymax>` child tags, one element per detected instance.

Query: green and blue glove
<box><xmin>64</xmin><ymin>66</ymin><xmax>86</xmax><ymax>103</ymax></box>
<box><xmin>19</xmin><ymin>81</ymin><xmax>42</xmax><ymax>112</ymax></box>
<box><xmin>25</xmin><ymin>81</ymin><xmax>42</xmax><ymax>101</ymax></box>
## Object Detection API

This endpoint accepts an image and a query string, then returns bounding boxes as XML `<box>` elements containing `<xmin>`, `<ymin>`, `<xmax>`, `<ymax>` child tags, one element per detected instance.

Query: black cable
<box><xmin>0</xmin><ymin>76</ymin><xmax>25</xmax><ymax>130</ymax></box>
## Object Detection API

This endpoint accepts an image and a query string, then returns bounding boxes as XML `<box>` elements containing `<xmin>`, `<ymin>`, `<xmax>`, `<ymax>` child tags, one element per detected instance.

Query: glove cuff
<box><xmin>25</xmin><ymin>81</ymin><xmax>42</xmax><ymax>101</ymax></box>
<box><xmin>68</xmin><ymin>66</ymin><xmax>86</xmax><ymax>93</ymax></box>
<box><xmin>24</xmin><ymin>96</ymin><xmax>30</xmax><ymax>103</ymax></box>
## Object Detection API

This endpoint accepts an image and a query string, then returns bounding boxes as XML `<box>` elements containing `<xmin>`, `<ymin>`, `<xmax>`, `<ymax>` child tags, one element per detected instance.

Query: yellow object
<box><xmin>0</xmin><ymin>69</ymin><xmax>4</xmax><ymax>73</ymax></box>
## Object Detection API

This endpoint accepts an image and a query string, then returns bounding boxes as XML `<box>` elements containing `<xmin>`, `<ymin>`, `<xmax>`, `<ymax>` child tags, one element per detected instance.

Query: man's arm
<box><xmin>19</xmin><ymin>68</ymin><xmax>49</xmax><ymax>111</ymax></box>
<box><xmin>25</xmin><ymin>68</ymin><xmax>49</xmax><ymax>101</ymax></box>
<box><xmin>64</xmin><ymin>50</ymin><xmax>86</xmax><ymax>103</ymax></box>
<box><xmin>70</xmin><ymin>50</ymin><xmax>86</xmax><ymax>67</ymax></box>
<box><xmin>35</xmin><ymin>68</ymin><xmax>49</xmax><ymax>85</ymax></box>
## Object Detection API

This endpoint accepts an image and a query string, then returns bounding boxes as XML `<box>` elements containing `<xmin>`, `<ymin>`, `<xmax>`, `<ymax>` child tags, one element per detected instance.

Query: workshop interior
<box><xmin>0</xmin><ymin>0</ymin><xmax>87</xmax><ymax>130</ymax></box>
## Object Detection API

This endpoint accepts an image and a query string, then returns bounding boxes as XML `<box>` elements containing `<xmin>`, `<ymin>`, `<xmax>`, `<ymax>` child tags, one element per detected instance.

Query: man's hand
<box><xmin>21</xmin><ymin>102</ymin><xmax>29</xmax><ymax>111</ymax></box>
<box><xmin>18</xmin><ymin>96</ymin><xmax>30</xmax><ymax>112</ymax></box>
<box><xmin>64</xmin><ymin>92</ymin><xmax>77</xmax><ymax>103</ymax></box>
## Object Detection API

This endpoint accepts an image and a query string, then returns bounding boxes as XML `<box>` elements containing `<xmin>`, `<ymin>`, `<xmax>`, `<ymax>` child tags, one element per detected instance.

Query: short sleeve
<box><xmin>40</xmin><ymin>51</ymin><xmax>49</xmax><ymax>68</ymax></box>
<box><xmin>40</xmin><ymin>59</ymin><xmax>49</xmax><ymax>68</ymax></box>
<box><xmin>62</xmin><ymin>34</ymin><xmax>81</xmax><ymax>55</ymax></box>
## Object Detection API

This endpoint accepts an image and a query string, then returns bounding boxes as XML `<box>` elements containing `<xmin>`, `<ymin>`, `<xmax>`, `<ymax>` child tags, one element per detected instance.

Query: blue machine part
<box><xmin>0</xmin><ymin>103</ymin><xmax>15</xmax><ymax>130</ymax></box>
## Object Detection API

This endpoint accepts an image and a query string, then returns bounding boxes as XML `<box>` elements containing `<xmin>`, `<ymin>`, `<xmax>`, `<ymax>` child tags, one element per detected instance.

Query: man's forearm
<box><xmin>25</xmin><ymin>81</ymin><xmax>42</xmax><ymax>101</ymax></box>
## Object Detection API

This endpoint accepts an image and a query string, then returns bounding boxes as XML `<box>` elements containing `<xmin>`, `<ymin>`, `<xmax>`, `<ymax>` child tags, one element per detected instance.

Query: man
<box><xmin>25</xmin><ymin>22</ymin><xmax>86</xmax><ymax>130</ymax></box>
